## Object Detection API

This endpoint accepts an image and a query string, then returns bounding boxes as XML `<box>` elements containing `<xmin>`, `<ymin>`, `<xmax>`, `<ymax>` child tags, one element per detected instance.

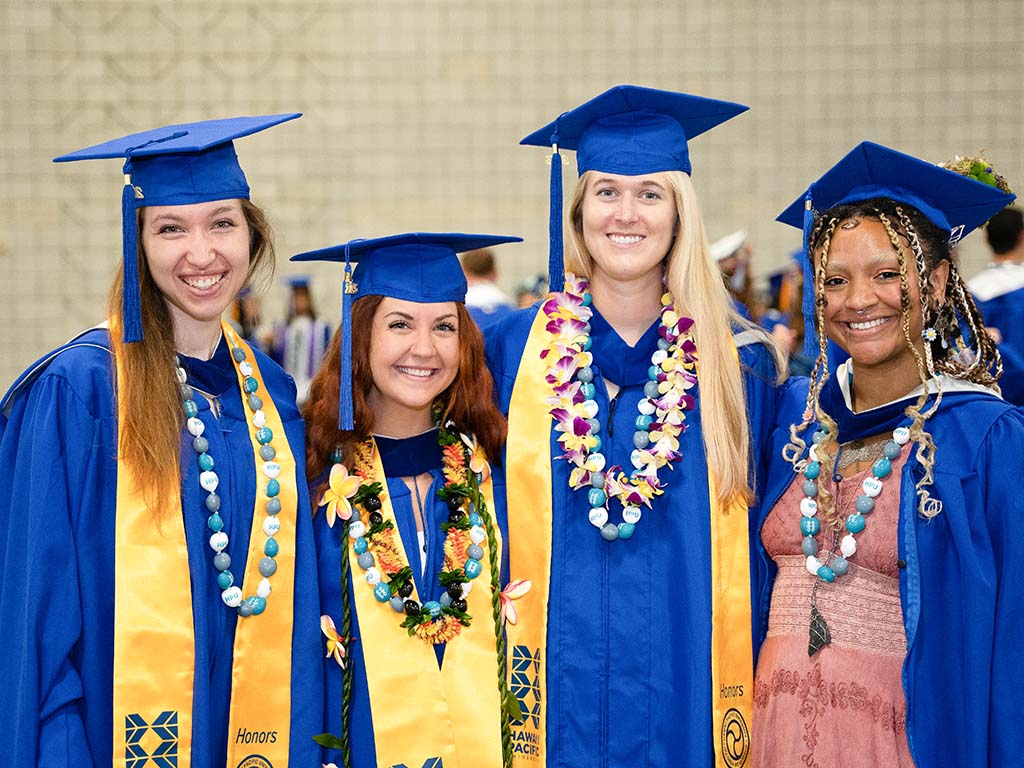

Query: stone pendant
<box><xmin>808</xmin><ymin>604</ymin><xmax>832</xmax><ymax>657</ymax></box>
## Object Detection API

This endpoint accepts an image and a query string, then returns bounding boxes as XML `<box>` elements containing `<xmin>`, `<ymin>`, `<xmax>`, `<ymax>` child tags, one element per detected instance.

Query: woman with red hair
<box><xmin>296</xmin><ymin>232</ymin><xmax>523</xmax><ymax>768</ymax></box>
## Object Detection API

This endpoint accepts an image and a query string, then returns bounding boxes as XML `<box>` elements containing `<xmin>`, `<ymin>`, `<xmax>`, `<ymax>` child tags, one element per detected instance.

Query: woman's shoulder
<box><xmin>931</xmin><ymin>390</ymin><xmax>1024</xmax><ymax>457</ymax></box>
<box><xmin>482</xmin><ymin>304</ymin><xmax>542</xmax><ymax>376</ymax></box>
<box><xmin>733</xmin><ymin>325</ymin><xmax>784</xmax><ymax>376</ymax></box>
<box><xmin>2</xmin><ymin>327</ymin><xmax>114</xmax><ymax>419</ymax></box>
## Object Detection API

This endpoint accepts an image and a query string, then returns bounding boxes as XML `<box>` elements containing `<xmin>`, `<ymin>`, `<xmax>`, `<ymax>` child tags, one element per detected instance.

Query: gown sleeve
<box><xmin>0</xmin><ymin>371</ymin><xmax>106</xmax><ymax>768</ymax></box>
<box><xmin>982</xmin><ymin>408</ymin><xmax>1024</xmax><ymax>760</ymax></box>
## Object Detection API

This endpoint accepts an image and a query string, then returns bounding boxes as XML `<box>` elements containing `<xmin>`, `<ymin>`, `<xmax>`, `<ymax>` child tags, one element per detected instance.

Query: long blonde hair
<box><xmin>109</xmin><ymin>198</ymin><xmax>276</xmax><ymax>522</ymax></box>
<box><xmin>565</xmin><ymin>170</ymin><xmax>771</xmax><ymax>504</ymax></box>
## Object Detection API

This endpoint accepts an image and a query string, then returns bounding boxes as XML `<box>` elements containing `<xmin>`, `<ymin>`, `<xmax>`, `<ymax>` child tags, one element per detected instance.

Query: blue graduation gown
<box><xmin>313</xmin><ymin>433</ymin><xmax>509</xmax><ymax>767</ymax></box>
<box><xmin>0</xmin><ymin>329</ymin><xmax>322</xmax><ymax>768</ymax></box>
<box><xmin>972</xmin><ymin>270</ymin><xmax>1024</xmax><ymax>405</ymax></box>
<box><xmin>484</xmin><ymin>306</ymin><xmax>780</xmax><ymax>767</ymax></box>
<box><xmin>755</xmin><ymin>375</ymin><xmax>1024</xmax><ymax>766</ymax></box>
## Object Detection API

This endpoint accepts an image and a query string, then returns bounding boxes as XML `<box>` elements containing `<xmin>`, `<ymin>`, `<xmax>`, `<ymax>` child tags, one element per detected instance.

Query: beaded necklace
<box><xmin>321</xmin><ymin>422</ymin><xmax>493</xmax><ymax>644</ymax></box>
<box><xmin>176</xmin><ymin>335</ymin><xmax>284</xmax><ymax>618</ymax></box>
<box><xmin>542</xmin><ymin>274</ymin><xmax>697</xmax><ymax>541</ymax></box>
<box><xmin>800</xmin><ymin>424</ymin><xmax>911</xmax><ymax>655</ymax></box>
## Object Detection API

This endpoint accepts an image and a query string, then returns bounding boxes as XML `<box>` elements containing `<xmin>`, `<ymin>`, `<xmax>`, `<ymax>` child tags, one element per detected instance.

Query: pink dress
<box><xmin>753</xmin><ymin>450</ymin><xmax>914</xmax><ymax>768</ymax></box>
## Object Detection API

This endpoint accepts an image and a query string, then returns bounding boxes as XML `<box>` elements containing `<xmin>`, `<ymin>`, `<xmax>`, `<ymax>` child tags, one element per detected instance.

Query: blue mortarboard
<box><xmin>291</xmin><ymin>232</ymin><xmax>523</xmax><ymax>429</ymax></box>
<box><xmin>778</xmin><ymin>140</ymin><xmax>1015</xmax><ymax>236</ymax></box>
<box><xmin>778</xmin><ymin>141</ymin><xmax>1016</xmax><ymax>357</ymax></box>
<box><xmin>520</xmin><ymin>85</ymin><xmax>748</xmax><ymax>291</ymax></box>
<box><xmin>54</xmin><ymin>113</ymin><xmax>301</xmax><ymax>343</ymax></box>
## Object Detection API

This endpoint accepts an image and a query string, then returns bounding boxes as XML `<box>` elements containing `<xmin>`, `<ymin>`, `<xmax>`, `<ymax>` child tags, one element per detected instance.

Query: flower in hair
<box><xmin>941</xmin><ymin>151</ymin><xmax>1014</xmax><ymax>197</ymax></box>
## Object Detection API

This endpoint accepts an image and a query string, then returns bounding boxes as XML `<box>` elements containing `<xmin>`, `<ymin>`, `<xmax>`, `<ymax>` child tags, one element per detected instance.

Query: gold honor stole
<box><xmin>351</xmin><ymin>441</ymin><xmax>504</xmax><ymax>768</ymax></box>
<box><xmin>504</xmin><ymin>307</ymin><xmax>754</xmax><ymax>768</ymax></box>
<box><xmin>113</xmin><ymin>322</ymin><xmax>296</xmax><ymax>767</ymax></box>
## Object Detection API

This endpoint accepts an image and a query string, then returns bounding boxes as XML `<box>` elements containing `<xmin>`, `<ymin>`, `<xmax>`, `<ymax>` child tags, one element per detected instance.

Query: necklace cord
<box><xmin>338</xmin><ymin>520</ymin><xmax>354</xmax><ymax>768</ymax></box>
<box><xmin>412</xmin><ymin>477</ymin><xmax>428</xmax><ymax>579</ymax></box>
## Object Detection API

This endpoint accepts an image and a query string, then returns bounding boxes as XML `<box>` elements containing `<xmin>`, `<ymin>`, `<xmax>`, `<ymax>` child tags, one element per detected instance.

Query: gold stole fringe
<box><xmin>503</xmin><ymin>307</ymin><xmax>754</xmax><ymax>767</ymax></box>
<box><xmin>113</xmin><ymin>323</ymin><xmax>296</xmax><ymax>767</ymax></box>
<box><xmin>352</xmin><ymin>441</ymin><xmax>504</xmax><ymax>768</ymax></box>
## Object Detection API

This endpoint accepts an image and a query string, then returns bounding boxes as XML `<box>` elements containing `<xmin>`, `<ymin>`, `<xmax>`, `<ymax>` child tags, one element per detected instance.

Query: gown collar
<box><xmin>820</xmin><ymin>359</ymin><xmax>998</xmax><ymax>442</ymax></box>
<box><xmin>589</xmin><ymin>306</ymin><xmax>661</xmax><ymax>387</ymax></box>
<box><xmin>375</xmin><ymin>428</ymin><xmax>443</xmax><ymax>477</ymax></box>
<box><xmin>177</xmin><ymin>335</ymin><xmax>236</xmax><ymax>398</ymax></box>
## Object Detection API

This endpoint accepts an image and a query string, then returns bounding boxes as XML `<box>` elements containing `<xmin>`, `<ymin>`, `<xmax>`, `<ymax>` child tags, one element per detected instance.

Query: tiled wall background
<box><xmin>3</xmin><ymin>0</ymin><xmax>1023</xmax><ymax>385</ymax></box>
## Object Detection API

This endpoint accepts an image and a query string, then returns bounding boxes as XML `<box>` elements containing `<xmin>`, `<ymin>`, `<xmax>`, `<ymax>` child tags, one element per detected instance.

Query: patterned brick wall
<box><xmin>2</xmin><ymin>0</ymin><xmax>1022</xmax><ymax>383</ymax></box>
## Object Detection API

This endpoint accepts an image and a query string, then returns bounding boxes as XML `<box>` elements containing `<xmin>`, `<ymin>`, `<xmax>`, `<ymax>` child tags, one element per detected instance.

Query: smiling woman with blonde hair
<box><xmin>485</xmin><ymin>85</ymin><xmax>783</xmax><ymax>768</ymax></box>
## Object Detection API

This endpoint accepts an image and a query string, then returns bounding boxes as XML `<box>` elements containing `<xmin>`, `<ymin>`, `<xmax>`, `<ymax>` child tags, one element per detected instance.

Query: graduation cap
<box><xmin>54</xmin><ymin>113</ymin><xmax>301</xmax><ymax>342</ymax></box>
<box><xmin>520</xmin><ymin>85</ymin><xmax>748</xmax><ymax>291</ymax></box>
<box><xmin>282</xmin><ymin>275</ymin><xmax>313</xmax><ymax>288</ymax></box>
<box><xmin>710</xmin><ymin>229</ymin><xmax>748</xmax><ymax>262</ymax></box>
<box><xmin>291</xmin><ymin>232</ymin><xmax>523</xmax><ymax>429</ymax></box>
<box><xmin>777</xmin><ymin>140</ymin><xmax>1016</xmax><ymax>357</ymax></box>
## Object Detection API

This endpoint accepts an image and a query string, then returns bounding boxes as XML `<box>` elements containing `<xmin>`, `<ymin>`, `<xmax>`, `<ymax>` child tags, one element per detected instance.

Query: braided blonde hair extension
<box><xmin>875</xmin><ymin>210</ymin><xmax>943</xmax><ymax>518</ymax></box>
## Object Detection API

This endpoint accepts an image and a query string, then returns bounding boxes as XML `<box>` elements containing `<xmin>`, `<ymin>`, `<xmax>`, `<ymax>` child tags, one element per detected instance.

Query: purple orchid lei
<box><xmin>541</xmin><ymin>274</ymin><xmax>698</xmax><ymax>536</ymax></box>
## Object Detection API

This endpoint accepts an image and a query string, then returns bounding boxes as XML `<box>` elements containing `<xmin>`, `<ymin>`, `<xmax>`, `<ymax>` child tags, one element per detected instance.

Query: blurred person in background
<box><xmin>968</xmin><ymin>205</ymin><xmax>1024</xmax><ymax>404</ymax></box>
<box><xmin>710</xmin><ymin>228</ymin><xmax>757</xmax><ymax>319</ymax></box>
<box><xmin>276</xmin><ymin>275</ymin><xmax>332</xmax><ymax>405</ymax></box>
<box><xmin>513</xmin><ymin>273</ymin><xmax>548</xmax><ymax>308</ymax></box>
<box><xmin>461</xmin><ymin>247</ymin><xmax>517</xmax><ymax>330</ymax></box>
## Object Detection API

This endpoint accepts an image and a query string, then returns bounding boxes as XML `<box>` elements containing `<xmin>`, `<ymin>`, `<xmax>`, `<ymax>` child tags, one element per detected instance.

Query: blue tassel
<box><xmin>801</xmin><ymin>192</ymin><xmax>817</xmax><ymax>359</ymax></box>
<box><xmin>548</xmin><ymin>140</ymin><xmax>564</xmax><ymax>294</ymax></box>
<box><xmin>121</xmin><ymin>159</ymin><xmax>143</xmax><ymax>343</ymax></box>
<box><xmin>338</xmin><ymin>245</ymin><xmax>356</xmax><ymax>431</ymax></box>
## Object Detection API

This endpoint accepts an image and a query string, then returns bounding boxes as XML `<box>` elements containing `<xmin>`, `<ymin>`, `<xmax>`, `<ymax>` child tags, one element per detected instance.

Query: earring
<box><xmin>929</xmin><ymin>301</ymin><xmax>959</xmax><ymax>351</ymax></box>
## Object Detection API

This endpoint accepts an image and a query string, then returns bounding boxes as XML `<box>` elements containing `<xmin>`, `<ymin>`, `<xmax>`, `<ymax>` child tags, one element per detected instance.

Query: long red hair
<box><xmin>303</xmin><ymin>296</ymin><xmax>507</xmax><ymax>487</ymax></box>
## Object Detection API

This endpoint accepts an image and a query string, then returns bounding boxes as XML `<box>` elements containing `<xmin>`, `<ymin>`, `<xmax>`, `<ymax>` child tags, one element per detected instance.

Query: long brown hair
<box><xmin>304</xmin><ymin>296</ymin><xmax>507</xmax><ymax>490</ymax></box>
<box><xmin>109</xmin><ymin>198</ymin><xmax>275</xmax><ymax>523</ymax></box>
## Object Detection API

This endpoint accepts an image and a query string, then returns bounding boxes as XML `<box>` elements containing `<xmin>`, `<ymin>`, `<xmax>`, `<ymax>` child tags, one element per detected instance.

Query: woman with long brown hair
<box><xmin>0</xmin><ymin>115</ymin><xmax>322</xmax><ymax>767</ymax></box>
<box><xmin>295</xmin><ymin>233</ymin><xmax>522</xmax><ymax>768</ymax></box>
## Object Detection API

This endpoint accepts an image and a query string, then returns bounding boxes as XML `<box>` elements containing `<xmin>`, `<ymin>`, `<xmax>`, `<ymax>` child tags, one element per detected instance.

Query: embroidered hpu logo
<box><xmin>510</xmin><ymin>644</ymin><xmax>543</xmax><ymax>758</ymax></box>
<box><xmin>125</xmin><ymin>710</ymin><xmax>178</xmax><ymax>768</ymax></box>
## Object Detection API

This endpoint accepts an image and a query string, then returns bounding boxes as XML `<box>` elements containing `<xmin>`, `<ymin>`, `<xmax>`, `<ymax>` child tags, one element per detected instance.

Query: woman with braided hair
<box><xmin>753</xmin><ymin>142</ymin><xmax>1024</xmax><ymax>766</ymax></box>
<box><xmin>295</xmin><ymin>233</ymin><xmax>523</xmax><ymax>768</ymax></box>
